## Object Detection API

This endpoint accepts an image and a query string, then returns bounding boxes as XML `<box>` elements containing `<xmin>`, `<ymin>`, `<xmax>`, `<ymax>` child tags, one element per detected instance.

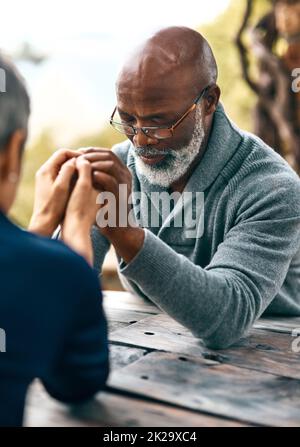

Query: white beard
<box><xmin>133</xmin><ymin>105</ymin><xmax>205</xmax><ymax>188</ymax></box>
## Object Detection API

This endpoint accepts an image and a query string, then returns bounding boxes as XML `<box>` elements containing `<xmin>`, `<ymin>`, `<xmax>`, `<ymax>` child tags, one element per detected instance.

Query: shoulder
<box><xmin>111</xmin><ymin>140</ymin><xmax>133</xmax><ymax>165</ymax></box>
<box><xmin>15</xmin><ymin>227</ymin><xmax>99</xmax><ymax>290</ymax></box>
<box><xmin>227</xmin><ymin>132</ymin><xmax>300</xmax><ymax>220</ymax></box>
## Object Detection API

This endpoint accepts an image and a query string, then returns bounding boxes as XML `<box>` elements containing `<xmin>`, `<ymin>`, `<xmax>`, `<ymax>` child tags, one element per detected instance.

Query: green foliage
<box><xmin>199</xmin><ymin>0</ymin><xmax>272</xmax><ymax>130</ymax></box>
<box><xmin>9</xmin><ymin>131</ymin><xmax>56</xmax><ymax>227</ymax></box>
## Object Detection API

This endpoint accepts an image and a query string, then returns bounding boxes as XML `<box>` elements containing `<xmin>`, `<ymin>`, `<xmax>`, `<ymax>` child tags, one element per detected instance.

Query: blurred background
<box><xmin>1</xmin><ymin>0</ymin><xmax>299</xmax><ymax>288</ymax></box>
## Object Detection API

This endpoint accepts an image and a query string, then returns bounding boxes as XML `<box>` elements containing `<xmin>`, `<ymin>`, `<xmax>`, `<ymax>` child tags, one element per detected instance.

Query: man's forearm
<box><xmin>104</xmin><ymin>227</ymin><xmax>145</xmax><ymax>264</ymax></box>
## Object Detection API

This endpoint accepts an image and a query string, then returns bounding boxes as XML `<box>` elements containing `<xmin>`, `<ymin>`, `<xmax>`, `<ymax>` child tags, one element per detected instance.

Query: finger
<box><xmin>75</xmin><ymin>157</ymin><xmax>93</xmax><ymax>188</ymax></box>
<box><xmin>80</xmin><ymin>147</ymin><xmax>111</xmax><ymax>155</ymax></box>
<box><xmin>82</xmin><ymin>151</ymin><xmax>120</xmax><ymax>163</ymax></box>
<box><xmin>54</xmin><ymin>158</ymin><xmax>77</xmax><ymax>190</ymax></box>
<box><xmin>89</xmin><ymin>160</ymin><xmax>116</xmax><ymax>176</ymax></box>
<box><xmin>39</xmin><ymin>149</ymin><xmax>80</xmax><ymax>179</ymax></box>
<box><xmin>76</xmin><ymin>147</ymin><xmax>94</xmax><ymax>154</ymax></box>
<box><xmin>92</xmin><ymin>170</ymin><xmax>118</xmax><ymax>192</ymax></box>
<box><xmin>46</xmin><ymin>148</ymin><xmax>80</xmax><ymax>167</ymax></box>
<box><xmin>83</xmin><ymin>151</ymin><xmax>124</xmax><ymax>171</ymax></box>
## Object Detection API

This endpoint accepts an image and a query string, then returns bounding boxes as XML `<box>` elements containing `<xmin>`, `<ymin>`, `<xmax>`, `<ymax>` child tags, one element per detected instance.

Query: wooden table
<box><xmin>24</xmin><ymin>291</ymin><xmax>300</xmax><ymax>427</ymax></box>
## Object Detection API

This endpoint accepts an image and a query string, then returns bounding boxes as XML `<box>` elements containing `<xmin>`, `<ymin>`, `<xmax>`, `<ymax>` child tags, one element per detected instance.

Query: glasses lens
<box><xmin>111</xmin><ymin>121</ymin><xmax>135</xmax><ymax>135</ymax></box>
<box><xmin>151</xmin><ymin>128</ymin><xmax>173</xmax><ymax>139</ymax></box>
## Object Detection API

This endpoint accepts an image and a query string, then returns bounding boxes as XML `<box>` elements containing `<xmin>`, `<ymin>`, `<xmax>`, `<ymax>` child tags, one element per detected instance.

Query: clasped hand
<box><xmin>28</xmin><ymin>147</ymin><xmax>138</xmax><ymax>265</ymax></box>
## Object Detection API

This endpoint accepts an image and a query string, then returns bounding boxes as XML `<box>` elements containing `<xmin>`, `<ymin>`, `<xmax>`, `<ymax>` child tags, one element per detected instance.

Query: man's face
<box><xmin>116</xmin><ymin>76</ymin><xmax>207</xmax><ymax>187</ymax></box>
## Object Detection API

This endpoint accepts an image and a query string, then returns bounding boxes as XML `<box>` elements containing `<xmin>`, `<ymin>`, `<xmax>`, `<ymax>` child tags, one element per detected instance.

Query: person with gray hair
<box><xmin>0</xmin><ymin>56</ymin><xmax>30</xmax><ymax>150</ymax></box>
<box><xmin>0</xmin><ymin>53</ymin><xmax>109</xmax><ymax>427</ymax></box>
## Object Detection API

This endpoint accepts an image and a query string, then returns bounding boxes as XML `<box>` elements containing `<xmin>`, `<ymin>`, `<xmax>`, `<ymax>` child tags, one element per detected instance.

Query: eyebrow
<box><xmin>117</xmin><ymin>107</ymin><xmax>170</xmax><ymax>120</ymax></box>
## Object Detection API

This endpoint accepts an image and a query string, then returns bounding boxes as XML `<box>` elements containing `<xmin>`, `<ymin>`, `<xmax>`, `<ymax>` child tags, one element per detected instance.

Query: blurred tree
<box><xmin>235</xmin><ymin>0</ymin><xmax>300</xmax><ymax>172</ymax></box>
<box><xmin>199</xmin><ymin>0</ymin><xmax>271</xmax><ymax>131</ymax></box>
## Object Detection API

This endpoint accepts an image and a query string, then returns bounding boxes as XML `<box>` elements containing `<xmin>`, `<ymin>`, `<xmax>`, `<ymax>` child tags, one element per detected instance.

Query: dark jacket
<box><xmin>0</xmin><ymin>211</ymin><xmax>109</xmax><ymax>426</ymax></box>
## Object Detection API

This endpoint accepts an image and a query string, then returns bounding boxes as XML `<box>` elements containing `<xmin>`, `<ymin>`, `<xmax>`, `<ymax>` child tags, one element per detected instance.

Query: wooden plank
<box><xmin>254</xmin><ymin>316</ymin><xmax>300</xmax><ymax>334</ymax></box>
<box><xmin>24</xmin><ymin>382</ymin><xmax>248</xmax><ymax>427</ymax></box>
<box><xmin>108</xmin><ymin>321</ymin><xmax>130</xmax><ymax>332</ymax></box>
<box><xmin>109</xmin><ymin>313</ymin><xmax>203</xmax><ymax>356</ymax></box>
<box><xmin>108</xmin><ymin>351</ymin><xmax>300</xmax><ymax>427</ymax></box>
<box><xmin>110</xmin><ymin>314</ymin><xmax>300</xmax><ymax>379</ymax></box>
<box><xmin>106</xmin><ymin>308</ymin><xmax>152</xmax><ymax>333</ymax></box>
<box><xmin>103</xmin><ymin>291</ymin><xmax>300</xmax><ymax>333</ymax></box>
<box><xmin>109</xmin><ymin>345</ymin><xmax>148</xmax><ymax>370</ymax></box>
<box><xmin>103</xmin><ymin>291</ymin><xmax>160</xmax><ymax>315</ymax></box>
<box><xmin>106</xmin><ymin>308</ymin><xmax>152</xmax><ymax>326</ymax></box>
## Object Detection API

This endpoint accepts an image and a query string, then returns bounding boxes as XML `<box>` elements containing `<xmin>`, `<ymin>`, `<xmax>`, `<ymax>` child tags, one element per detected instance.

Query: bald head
<box><xmin>114</xmin><ymin>26</ymin><xmax>221</xmax><ymax>169</ymax></box>
<box><xmin>117</xmin><ymin>27</ymin><xmax>218</xmax><ymax>101</ymax></box>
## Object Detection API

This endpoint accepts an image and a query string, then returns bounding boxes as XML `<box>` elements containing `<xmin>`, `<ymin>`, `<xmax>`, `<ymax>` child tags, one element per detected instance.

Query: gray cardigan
<box><xmin>91</xmin><ymin>103</ymin><xmax>300</xmax><ymax>349</ymax></box>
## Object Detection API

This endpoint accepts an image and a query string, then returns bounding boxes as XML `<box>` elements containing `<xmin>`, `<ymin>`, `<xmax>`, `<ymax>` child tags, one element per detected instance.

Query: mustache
<box><xmin>134</xmin><ymin>147</ymin><xmax>175</xmax><ymax>157</ymax></box>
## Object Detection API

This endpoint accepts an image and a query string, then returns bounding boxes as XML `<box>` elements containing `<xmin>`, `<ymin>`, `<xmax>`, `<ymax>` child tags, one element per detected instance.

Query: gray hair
<box><xmin>0</xmin><ymin>52</ymin><xmax>30</xmax><ymax>151</ymax></box>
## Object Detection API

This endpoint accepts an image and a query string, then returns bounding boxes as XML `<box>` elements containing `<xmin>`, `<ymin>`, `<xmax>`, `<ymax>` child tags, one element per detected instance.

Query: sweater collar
<box><xmin>128</xmin><ymin>102</ymin><xmax>243</xmax><ymax>195</ymax></box>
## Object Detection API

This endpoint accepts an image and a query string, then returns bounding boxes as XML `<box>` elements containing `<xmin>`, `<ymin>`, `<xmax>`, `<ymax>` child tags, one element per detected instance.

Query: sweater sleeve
<box><xmin>91</xmin><ymin>225</ymin><xmax>111</xmax><ymax>274</ymax></box>
<box><xmin>118</xmin><ymin>175</ymin><xmax>300</xmax><ymax>349</ymax></box>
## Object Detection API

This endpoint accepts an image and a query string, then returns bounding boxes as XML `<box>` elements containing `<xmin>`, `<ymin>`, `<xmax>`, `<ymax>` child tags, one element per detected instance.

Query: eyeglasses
<box><xmin>109</xmin><ymin>86</ymin><xmax>209</xmax><ymax>140</ymax></box>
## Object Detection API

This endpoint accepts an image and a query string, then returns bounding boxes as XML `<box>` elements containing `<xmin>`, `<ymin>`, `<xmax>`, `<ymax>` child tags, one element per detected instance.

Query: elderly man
<box><xmin>83</xmin><ymin>26</ymin><xmax>300</xmax><ymax>349</ymax></box>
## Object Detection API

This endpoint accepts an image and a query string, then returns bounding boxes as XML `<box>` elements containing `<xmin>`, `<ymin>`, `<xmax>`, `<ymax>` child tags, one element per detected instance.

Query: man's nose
<box><xmin>133</xmin><ymin>129</ymin><xmax>158</xmax><ymax>147</ymax></box>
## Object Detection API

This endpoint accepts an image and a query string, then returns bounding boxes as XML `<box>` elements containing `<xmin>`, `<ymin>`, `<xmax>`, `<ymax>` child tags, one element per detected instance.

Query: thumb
<box><xmin>75</xmin><ymin>157</ymin><xmax>93</xmax><ymax>187</ymax></box>
<box><xmin>54</xmin><ymin>158</ymin><xmax>77</xmax><ymax>189</ymax></box>
<box><xmin>74</xmin><ymin>158</ymin><xmax>100</xmax><ymax>205</ymax></box>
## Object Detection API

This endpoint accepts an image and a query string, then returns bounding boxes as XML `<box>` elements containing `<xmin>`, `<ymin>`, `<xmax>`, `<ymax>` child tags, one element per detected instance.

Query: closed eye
<box><xmin>118</xmin><ymin>111</ymin><xmax>135</xmax><ymax>124</ymax></box>
<box><xmin>118</xmin><ymin>108</ymin><xmax>170</xmax><ymax>126</ymax></box>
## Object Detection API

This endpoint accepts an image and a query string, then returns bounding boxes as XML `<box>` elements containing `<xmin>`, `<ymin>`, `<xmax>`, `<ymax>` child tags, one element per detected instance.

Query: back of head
<box><xmin>0</xmin><ymin>53</ymin><xmax>30</xmax><ymax>151</ymax></box>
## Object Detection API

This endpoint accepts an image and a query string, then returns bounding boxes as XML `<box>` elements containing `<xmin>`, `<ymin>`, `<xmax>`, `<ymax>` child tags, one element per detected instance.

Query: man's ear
<box><xmin>0</xmin><ymin>129</ymin><xmax>27</xmax><ymax>182</ymax></box>
<box><xmin>204</xmin><ymin>85</ymin><xmax>221</xmax><ymax>116</ymax></box>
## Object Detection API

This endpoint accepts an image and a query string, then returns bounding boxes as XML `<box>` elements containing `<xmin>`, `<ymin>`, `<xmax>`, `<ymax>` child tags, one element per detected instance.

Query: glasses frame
<box><xmin>109</xmin><ymin>86</ymin><xmax>209</xmax><ymax>140</ymax></box>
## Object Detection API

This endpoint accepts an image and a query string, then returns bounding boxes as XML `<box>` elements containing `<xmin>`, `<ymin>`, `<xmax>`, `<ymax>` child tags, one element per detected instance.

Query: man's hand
<box><xmin>81</xmin><ymin>148</ymin><xmax>145</xmax><ymax>264</ymax></box>
<box><xmin>29</xmin><ymin>149</ymin><xmax>81</xmax><ymax>236</ymax></box>
<box><xmin>61</xmin><ymin>157</ymin><xmax>100</xmax><ymax>265</ymax></box>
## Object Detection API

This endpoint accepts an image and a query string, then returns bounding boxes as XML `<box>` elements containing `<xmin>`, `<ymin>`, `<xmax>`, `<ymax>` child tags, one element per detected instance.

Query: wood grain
<box><xmin>103</xmin><ymin>291</ymin><xmax>160</xmax><ymax>315</ymax></box>
<box><xmin>110</xmin><ymin>314</ymin><xmax>300</xmax><ymax>379</ymax></box>
<box><xmin>109</xmin><ymin>351</ymin><xmax>300</xmax><ymax>427</ymax></box>
<box><xmin>109</xmin><ymin>345</ymin><xmax>148</xmax><ymax>370</ymax></box>
<box><xmin>254</xmin><ymin>316</ymin><xmax>300</xmax><ymax>334</ymax></box>
<box><xmin>24</xmin><ymin>382</ymin><xmax>248</xmax><ymax>427</ymax></box>
<box><xmin>24</xmin><ymin>291</ymin><xmax>300</xmax><ymax>427</ymax></box>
